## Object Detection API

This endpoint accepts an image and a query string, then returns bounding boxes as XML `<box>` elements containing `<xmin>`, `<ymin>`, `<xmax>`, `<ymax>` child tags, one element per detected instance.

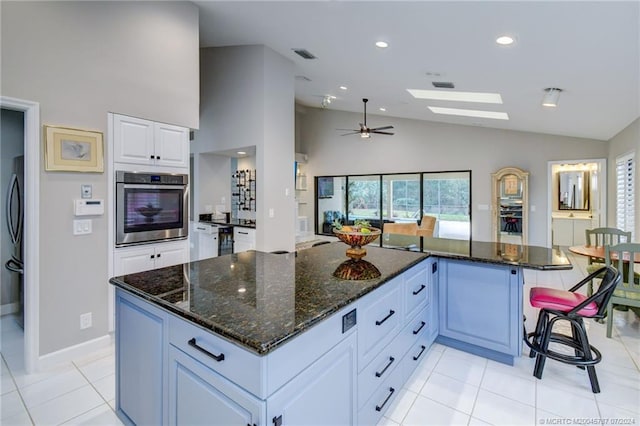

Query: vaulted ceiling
<box><xmin>194</xmin><ymin>1</ymin><xmax>639</xmax><ymax>141</ymax></box>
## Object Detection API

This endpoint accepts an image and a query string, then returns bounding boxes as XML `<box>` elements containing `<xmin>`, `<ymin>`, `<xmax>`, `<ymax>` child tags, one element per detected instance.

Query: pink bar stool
<box><xmin>524</xmin><ymin>266</ymin><xmax>620</xmax><ymax>393</ymax></box>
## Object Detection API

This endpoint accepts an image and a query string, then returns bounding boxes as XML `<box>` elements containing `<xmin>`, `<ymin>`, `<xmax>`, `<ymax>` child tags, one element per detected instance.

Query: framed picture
<box><xmin>44</xmin><ymin>125</ymin><xmax>104</xmax><ymax>172</ymax></box>
<box><xmin>502</xmin><ymin>175</ymin><xmax>521</xmax><ymax>197</ymax></box>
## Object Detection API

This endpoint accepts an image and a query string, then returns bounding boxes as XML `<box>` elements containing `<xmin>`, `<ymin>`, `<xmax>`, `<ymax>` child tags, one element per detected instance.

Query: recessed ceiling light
<box><xmin>407</xmin><ymin>89</ymin><xmax>503</xmax><ymax>104</ymax></box>
<box><xmin>379</xmin><ymin>107</ymin><xmax>386</xmax><ymax>112</ymax></box>
<box><xmin>496</xmin><ymin>35</ymin><xmax>515</xmax><ymax>45</ymax></box>
<box><xmin>237</xmin><ymin>151</ymin><xmax>246</xmax><ymax>155</ymax></box>
<box><xmin>375</xmin><ymin>41</ymin><xmax>389</xmax><ymax>48</ymax></box>
<box><xmin>339</xmin><ymin>86</ymin><xmax>348</xmax><ymax>90</ymax></box>
<box><xmin>428</xmin><ymin>106</ymin><xmax>509</xmax><ymax>120</ymax></box>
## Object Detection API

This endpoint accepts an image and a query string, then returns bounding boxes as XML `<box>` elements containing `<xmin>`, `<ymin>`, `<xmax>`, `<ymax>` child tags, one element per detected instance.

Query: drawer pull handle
<box><xmin>239</xmin><ymin>231</ymin><xmax>248</xmax><ymax>235</ymax></box>
<box><xmin>375</xmin><ymin>356</ymin><xmax>395</xmax><ymax>378</ymax></box>
<box><xmin>375</xmin><ymin>310</ymin><xmax>395</xmax><ymax>326</ymax></box>
<box><xmin>412</xmin><ymin>284</ymin><xmax>426</xmax><ymax>295</ymax></box>
<box><xmin>375</xmin><ymin>387</ymin><xmax>395</xmax><ymax>412</ymax></box>
<box><xmin>412</xmin><ymin>321</ymin><xmax>426</xmax><ymax>335</ymax></box>
<box><xmin>188</xmin><ymin>338</ymin><xmax>225</xmax><ymax>362</ymax></box>
<box><xmin>413</xmin><ymin>345</ymin><xmax>427</xmax><ymax>361</ymax></box>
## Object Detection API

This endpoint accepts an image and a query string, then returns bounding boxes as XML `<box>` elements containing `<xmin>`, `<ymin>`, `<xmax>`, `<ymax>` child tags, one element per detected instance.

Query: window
<box><xmin>316</xmin><ymin>171</ymin><xmax>471</xmax><ymax>242</ymax></box>
<box><xmin>616</xmin><ymin>152</ymin><xmax>635</xmax><ymax>240</ymax></box>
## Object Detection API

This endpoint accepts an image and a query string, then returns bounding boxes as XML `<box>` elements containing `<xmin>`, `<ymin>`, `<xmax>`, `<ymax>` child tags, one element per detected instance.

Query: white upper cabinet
<box><xmin>113</xmin><ymin>114</ymin><xmax>189</xmax><ymax>169</ymax></box>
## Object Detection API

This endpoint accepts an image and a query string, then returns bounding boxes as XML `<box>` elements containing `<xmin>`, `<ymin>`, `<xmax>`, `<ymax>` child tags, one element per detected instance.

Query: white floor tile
<box><xmin>597</xmin><ymin>401</ymin><xmax>640</xmax><ymax>423</ymax></box>
<box><xmin>1</xmin><ymin>409</ymin><xmax>32</xmax><ymax>426</ymax></box>
<box><xmin>536</xmin><ymin>380</ymin><xmax>599</xmax><ymax>419</ymax></box>
<box><xmin>75</xmin><ymin>355</ymin><xmax>115</xmax><ymax>383</ymax></box>
<box><xmin>1</xmin><ymin>357</ymin><xmax>17</xmax><ymax>395</ymax></box>
<box><xmin>403</xmin><ymin>394</ymin><xmax>470</xmax><ymax>426</ymax></box>
<box><xmin>480</xmin><ymin>366</ymin><xmax>536</xmax><ymax>406</ymax></box>
<box><xmin>28</xmin><ymin>385</ymin><xmax>104</xmax><ymax>425</ymax></box>
<box><xmin>107</xmin><ymin>399</ymin><xmax>116</xmax><ymax>411</ymax></box>
<box><xmin>61</xmin><ymin>403</ymin><xmax>123</xmax><ymax>425</ymax></box>
<box><xmin>432</xmin><ymin>350</ymin><xmax>486</xmax><ymax>386</ymax></box>
<box><xmin>595</xmin><ymin>381</ymin><xmax>640</xmax><ymax>415</ymax></box>
<box><xmin>11</xmin><ymin>362</ymin><xmax>76</xmax><ymax>390</ymax></box>
<box><xmin>20</xmin><ymin>368</ymin><xmax>89</xmax><ymax>409</ymax></box>
<box><xmin>472</xmin><ymin>389</ymin><xmax>535</xmax><ymax>425</ymax></box>
<box><xmin>91</xmin><ymin>373</ymin><xmax>115</xmax><ymax>402</ymax></box>
<box><xmin>403</xmin><ymin>349</ymin><xmax>441</xmax><ymax>394</ymax></box>
<box><xmin>1</xmin><ymin>390</ymin><xmax>29</xmax><ymax>421</ymax></box>
<box><xmin>382</xmin><ymin>388</ymin><xmax>417</xmax><ymax>424</ymax></box>
<box><xmin>376</xmin><ymin>416</ymin><xmax>399</xmax><ymax>426</ymax></box>
<box><xmin>420</xmin><ymin>372</ymin><xmax>479</xmax><ymax>415</ymax></box>
<box><xmin>468</xmin><ymin>417</ymin><xmax>493</xmax><ymax>425</ymax></box>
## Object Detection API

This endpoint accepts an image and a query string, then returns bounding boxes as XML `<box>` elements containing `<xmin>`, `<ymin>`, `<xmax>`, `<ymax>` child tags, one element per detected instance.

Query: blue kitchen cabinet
<box><xmin>437</xmin><ymin>258</ymin><xmax>523</xmax><ymax>365</ymax></box>
<box><xmin>168</xmin><ymin>345</ymin><xmax>263</xmax><ymax>425</ymax></box>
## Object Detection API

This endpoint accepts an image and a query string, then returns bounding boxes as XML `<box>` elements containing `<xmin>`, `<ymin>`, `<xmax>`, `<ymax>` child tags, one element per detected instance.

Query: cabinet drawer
<box><xmin>168</xmin><ymin>314</ymin><xmax>263</xmax><ymax>397</ymax></box>
<box><xmin>357</xmin><ymin>334</ymin><xmax>404</xmax><ymax>408</ymax></box>
<box><xmin>358</xmin><ymin>278</ymin><xmax>403</xmax><ymax>371</ymax></box>
<box><xmin>402</xmin><ymin>334</ymin><xmax>431</xmax><ymax>385</ymax></box>
<box><xmin>233</xmin><ymin>227</ymin><xmax>255</xmax><ymax>242</ymax></box>
<box><xmin>404</xmin><ymin>263</ymin><xmax>429</xmax><ymax>321</ymax></box>
<box><xmin>358</xmin><ymin>359</ymin><xmax>404</xmax><ymax>426</ymax></box>
<box><xmin>396</xmin><ymin>305</ymin><xmax>429</xmax><ymax>359</ymax></box>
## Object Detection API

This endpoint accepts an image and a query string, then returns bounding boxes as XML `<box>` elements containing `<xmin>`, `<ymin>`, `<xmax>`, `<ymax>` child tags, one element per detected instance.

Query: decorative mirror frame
<box><xmin>491</xmin><ymin>167</ymin><xmax>529</xmax><ymax>245</ymax></box>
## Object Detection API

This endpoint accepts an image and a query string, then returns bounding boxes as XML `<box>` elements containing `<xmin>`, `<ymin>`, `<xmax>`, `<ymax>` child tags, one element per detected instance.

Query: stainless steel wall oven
<box><xmin>116</xmin><ymin>171</ymin><xmax>188</xmax><ymax>246</ymax></box>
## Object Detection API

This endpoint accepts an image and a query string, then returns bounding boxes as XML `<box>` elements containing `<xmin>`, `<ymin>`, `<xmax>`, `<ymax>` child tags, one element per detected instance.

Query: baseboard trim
<box><xmin>0</xmin><ymin>302</ymin><xmax>20</xmax><ymax>316</ymax></box>
<box><xmin>37</xmin><ymin>333</ymin><xmax>113</xmax><ymax>371</ymax></box>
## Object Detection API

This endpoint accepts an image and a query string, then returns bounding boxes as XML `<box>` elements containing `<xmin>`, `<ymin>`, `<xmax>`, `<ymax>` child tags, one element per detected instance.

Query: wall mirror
<box><xmin>558</xmin><ymin>171</ymin><xmax>589</xmax><ymax>210</ymax></box>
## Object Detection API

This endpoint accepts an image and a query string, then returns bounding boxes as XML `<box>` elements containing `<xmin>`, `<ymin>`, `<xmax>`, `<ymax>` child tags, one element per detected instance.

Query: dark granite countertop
<box><xmin>381</xmin><ymin>235</ymin><xmax>571</xmax><ymax>270</ymax></box>
<box><xmin>110</xmin><ymin>243</ymin><xmax>428</xmax><ymax>356</ymax></box>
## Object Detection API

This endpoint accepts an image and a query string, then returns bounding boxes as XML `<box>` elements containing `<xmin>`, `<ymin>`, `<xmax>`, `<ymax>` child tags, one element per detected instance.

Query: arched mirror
<box><xmin>492</xmin><ymin>167</ymin><xmax>529</xmax><ymax>245</ymax></box>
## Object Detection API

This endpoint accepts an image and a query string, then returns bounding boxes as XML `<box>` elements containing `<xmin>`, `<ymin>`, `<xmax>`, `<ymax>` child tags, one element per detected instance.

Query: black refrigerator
<box><xmin>5</xmin><ymin>155</ymin><xmax>24</xmax><ymax>328</ymax></box>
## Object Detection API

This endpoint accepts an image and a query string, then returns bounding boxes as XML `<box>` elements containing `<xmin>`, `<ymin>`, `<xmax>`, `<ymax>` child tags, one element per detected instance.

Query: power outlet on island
<box><xmin>80</xmin><ymin>312</ymin><xmax>92</xmax><ymax>329</ymax></box>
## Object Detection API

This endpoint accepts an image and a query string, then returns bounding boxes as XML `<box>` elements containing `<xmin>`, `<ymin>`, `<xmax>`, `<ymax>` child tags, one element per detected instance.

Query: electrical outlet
<box><xmin>80</xmin><ymin>312</ymin><xmax>92</xmax><ymax>329</ymax></box>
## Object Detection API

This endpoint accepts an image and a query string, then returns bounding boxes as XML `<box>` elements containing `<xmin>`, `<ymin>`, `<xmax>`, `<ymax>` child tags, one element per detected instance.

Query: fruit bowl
<box><xmin>333</xmin><ymin>259</ymin><xmax>381</xmax><ymax>280</ymax></box>
<box><xmin>332</xmin><ymin>226</ymin><xmax>381</xmax><ymax>260</ymax></box>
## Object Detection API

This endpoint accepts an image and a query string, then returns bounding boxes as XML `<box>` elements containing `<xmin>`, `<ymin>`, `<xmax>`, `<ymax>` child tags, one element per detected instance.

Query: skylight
<box><xmin>407</xmin><ymin>89</ymin><xmax>503</xmax><ymax>104</ymax></box>
<box><xmin>428</xmin><ymin>106</ymin><xmax>509</xmax><ymax>120</ymax></box>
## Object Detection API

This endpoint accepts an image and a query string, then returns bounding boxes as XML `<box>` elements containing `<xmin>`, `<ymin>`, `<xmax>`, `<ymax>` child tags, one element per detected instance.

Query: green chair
<box><xmin>605</xmin><ymin>243</ymin><xmax>640</xmax><ymax>338</ymax></box>
<box><xmin>585</xmin><ymin>228</ymin><xmax>632</xmax><ymax>294</ymax></box>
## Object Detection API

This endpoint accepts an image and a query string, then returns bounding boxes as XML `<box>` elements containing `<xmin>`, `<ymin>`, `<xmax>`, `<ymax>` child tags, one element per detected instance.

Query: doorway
<box><xmin>547</xmin><ymin>158</ymin><xmax>607</xmax><ymax>248</ymax></box>
<box><xmin>0</xmin><ymin>96</ymin><xmax>40</xmax><ymax>373</ymax></box>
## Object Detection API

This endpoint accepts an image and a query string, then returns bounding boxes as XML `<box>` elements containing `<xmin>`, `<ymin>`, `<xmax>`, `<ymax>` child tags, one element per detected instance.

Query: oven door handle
<box><xmin>120</xmin><ymin>184</ymin><xmax>186</xmax><ymax>190</ymax></box>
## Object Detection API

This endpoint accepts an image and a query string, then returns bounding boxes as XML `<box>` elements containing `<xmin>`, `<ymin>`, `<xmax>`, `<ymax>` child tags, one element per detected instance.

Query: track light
<box><xmin>542</xmin><ymin>88</ymin><xmax>562</xmax><ymax>107</ymax></box>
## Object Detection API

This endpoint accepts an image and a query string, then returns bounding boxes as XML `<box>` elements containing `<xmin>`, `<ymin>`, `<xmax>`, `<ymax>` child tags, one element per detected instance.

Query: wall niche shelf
<box><xmin>491</xmin><ymin>167</ymin><xmax>529</xmax><ymax>245</ymax></box>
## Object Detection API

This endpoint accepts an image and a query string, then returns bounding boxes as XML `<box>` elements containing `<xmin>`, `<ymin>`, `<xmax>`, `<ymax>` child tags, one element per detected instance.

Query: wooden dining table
<box><xmin>569</xmin><ymin>245</ymin><xmax>640</xmax><ymax>263</ymax></box>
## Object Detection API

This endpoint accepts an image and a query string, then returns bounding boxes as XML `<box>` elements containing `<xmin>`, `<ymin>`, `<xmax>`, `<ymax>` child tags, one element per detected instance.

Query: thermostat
<box><xmin>74</xmin><ymin>199</ymin><xmax>104</xmax><ymax>216</ymax></box>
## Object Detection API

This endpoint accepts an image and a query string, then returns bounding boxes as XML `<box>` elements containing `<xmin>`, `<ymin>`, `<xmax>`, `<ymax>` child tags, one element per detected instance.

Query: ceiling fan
<box><xmin>338</xmin><ymin>98</ymin><xmax>394</xmax><ymax>138</ymax></box>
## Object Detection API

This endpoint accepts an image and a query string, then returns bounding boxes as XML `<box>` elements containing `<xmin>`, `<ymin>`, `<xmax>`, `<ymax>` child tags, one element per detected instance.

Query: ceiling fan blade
<box><xmin>371</xmin><ymin>125</ymin><xmax>394</xmax><ymax>131</ymax></box>
<box><xmin>336</xmin><ymin>128</ymin><xmax>359</xmax><ymax>131</ymax></box>
<box><xmin>372</xmin><ymin>131</ymin><xmax>394</xmax><ymax>135</ymax></box>
<box><xmin>341</xmin><ymin>131</ymin><xmax>361</xmax><ymax>136</ymax></box>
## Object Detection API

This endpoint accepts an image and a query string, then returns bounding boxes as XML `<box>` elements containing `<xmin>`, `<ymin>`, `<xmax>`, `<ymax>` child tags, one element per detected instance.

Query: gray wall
<box><xmin>607</xmin><ymin>118</ymin><xmax>640</xmax><ymax>236</ymax></box>
<box><xmin>195</xmin><ymin>46</ymin><xmax>295</xmax><ymax>252</ymax></box>
<box><xmin>298</xmin><ymin>108</ymin><xmax>609</xmax><ymax>246</ymax></box>
<box><xmin>0</xmin><ymin>109</ymin><xmax>24</xmax><ymax>310</ymax></box>
<box><xmin>1</xmin><ymin>1</ymin><xmax>199</xmax><ymax>355</ymax></box>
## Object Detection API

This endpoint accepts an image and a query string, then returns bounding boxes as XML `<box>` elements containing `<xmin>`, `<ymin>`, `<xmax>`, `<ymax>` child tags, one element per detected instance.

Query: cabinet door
<box><xmin>115</xmin><ymin>290</ymin><xmax>166</xmax><ymax>426</ymax></box>
<box><xmin>154</xmin><ymin>122</ymin><xmax>189</xmax><ymax>169</ymax></box>
<box><xmin>114</xmin><ymin>246</ymin><xmax>155</xmax><ymax>275</ymax></box>
<box><xmin>572</xmin><ymin>219</ymin><xmax>591</xmax><ymax>246</ymax></box>
<box><xmin>156</xmin><ymin>241</ymin><xmax>189</xmax><ymax>268</ymax></box>
<box><xmin>438</xmin><ymin>259</ymin><xmax>523</xmax><ymax>363</ymax></box>
<box><xmin>113</xmin><ymin>114</ymin><xmax>154</xmax><ymax>166</ymax></box>
<box><xmin>168</xmin><ymin>346</ymin><xmax>263</xmax><ymax>426</ymax></box>
<box><xmin>267</xmin><ymin>333</ymin><xmax>357</xmax><ymax>426</ymax></box>
<box><xmin>552</xmin><ymin>219</ymin><xmax>573</xmax><ymax>246</ymax></box>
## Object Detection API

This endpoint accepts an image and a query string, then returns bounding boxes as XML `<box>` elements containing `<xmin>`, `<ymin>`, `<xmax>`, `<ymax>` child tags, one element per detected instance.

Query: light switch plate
<box><xmin>73</xmin><ymin>219</ymin><xmax>92</xmax><ymax>235</ymax></box>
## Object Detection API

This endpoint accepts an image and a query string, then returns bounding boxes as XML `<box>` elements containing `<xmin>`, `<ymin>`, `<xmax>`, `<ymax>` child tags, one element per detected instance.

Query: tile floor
<box><xmin>1</xmin><ymin>251</ymin><xmax>638</xmax><ymax>425</ymax></box>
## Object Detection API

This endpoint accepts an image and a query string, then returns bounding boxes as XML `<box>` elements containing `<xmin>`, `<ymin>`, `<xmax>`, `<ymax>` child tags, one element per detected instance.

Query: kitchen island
<box><xmin>110</xmin><ymin>241</ymin><xmax>570</xmax><ymax>426</ymax></box>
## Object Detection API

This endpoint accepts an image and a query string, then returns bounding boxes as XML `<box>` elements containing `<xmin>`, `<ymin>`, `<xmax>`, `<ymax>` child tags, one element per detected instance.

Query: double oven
<box><xmin>116</xmin><ymin>171</ymin><xmax>188</xmax><ymax>247</ymax></box>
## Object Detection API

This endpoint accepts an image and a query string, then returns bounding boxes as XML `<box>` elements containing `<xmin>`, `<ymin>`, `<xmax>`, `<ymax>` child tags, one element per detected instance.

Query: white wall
<box><xmin>196</xmin><ymin>154</ymin><xmax>232</xmax><ymax>216</ymax></box>
<box><xmin>1</xmin><ymin>1</ymin><xmax>199</xmax><ymax>355</ymax></box>
<box><xmin>607</xmin><ymin>118</ymin><xmax>640</xmax><ymax>236</ymax></box>
<box><xmin>299</xmin><ymin>108</ymin><xmax>609</xmax><ymax>246</ymax></box>
<box><xmin>196</xmin><ymin>46</ymin><xmax>295</xmax><ymax>252</ymax></box>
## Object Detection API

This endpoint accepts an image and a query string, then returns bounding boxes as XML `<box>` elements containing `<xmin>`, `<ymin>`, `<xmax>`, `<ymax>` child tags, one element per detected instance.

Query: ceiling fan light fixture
<box><xmin>542</xmin><ymin>88</ymin><xmax>562</xmax><ymax>107</ymax></box>
<box><xmin>361</xmin><ymin>132</ymin><xmax>371</xmax><ymax>138</ymax></box>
